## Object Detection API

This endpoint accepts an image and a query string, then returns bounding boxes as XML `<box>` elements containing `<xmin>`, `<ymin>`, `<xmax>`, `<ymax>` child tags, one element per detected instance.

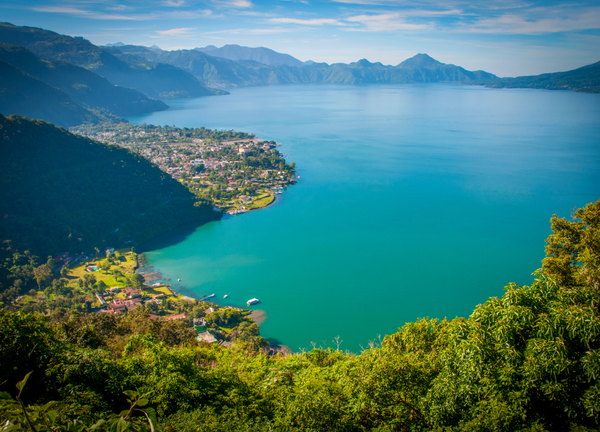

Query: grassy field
<box><xmin>66</xmin><ymin>250</ymin><xmax>137</xmax><ymax>290</ymax></box>
<box><xmin>248</xmin><ymin>191</ymin><xmax>275</xmax><ymax>210</ymax></box>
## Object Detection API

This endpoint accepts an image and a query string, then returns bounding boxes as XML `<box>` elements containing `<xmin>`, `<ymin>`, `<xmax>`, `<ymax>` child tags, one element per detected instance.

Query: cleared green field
<box><xmin>248</xmin><ymin>192</ymin><xmax>275</xmax><ymax>210</ymax></box>
<box><xmin>67</xmin><ymin>252</ymin><xmax>137</xmax><ymax>290</ymax></box>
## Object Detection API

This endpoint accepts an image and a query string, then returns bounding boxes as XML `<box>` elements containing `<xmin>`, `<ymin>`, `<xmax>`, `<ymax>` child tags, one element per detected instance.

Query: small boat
<box><xmin>246</xmin><ymin>298</ymin><xmax>259</xmax><ymax>305</ymax></box>
<box><xmin>223</xmin><ymin>294</ymin><xmax>228</xmax><ymax>299</ymax></box>
<box><xmin>178</xmin><ymin>278</ymin><xmax>181</xmax><ymax>281</ymax></box>
<box><xmin>206</xmin><ymin>293</ymin><xmax>215</xmax><ymax>299</ymax></box>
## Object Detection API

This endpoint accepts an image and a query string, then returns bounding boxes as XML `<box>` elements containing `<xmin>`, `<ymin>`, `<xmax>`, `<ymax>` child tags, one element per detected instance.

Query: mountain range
<box><xmin>115</xmin><ymin>44</ymin><xmax>498</xmax><ymax>89</ymax></box>
<box><xmin>195</xmin><ymin>44</ymin><xmax>306</xmax><ymax>67</ymax></box>
<box><xmin>0</xmin><ymin>22</ymin><xmax>598</xmax><ymax>128</ymax></box>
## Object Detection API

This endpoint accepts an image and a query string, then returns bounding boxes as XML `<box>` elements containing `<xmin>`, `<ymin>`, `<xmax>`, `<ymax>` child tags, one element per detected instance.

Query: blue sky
<box><xmin>2</xmin><ymin>0</ymin><xmax>600</xmax><ymax>76</ymax></box>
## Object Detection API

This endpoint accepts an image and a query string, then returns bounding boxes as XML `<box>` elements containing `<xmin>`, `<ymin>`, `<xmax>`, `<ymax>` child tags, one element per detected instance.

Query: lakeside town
<box><xmin>72</xmin><ymin>122</ymin><xmax>298</xmax><ymax>215</ymax></box>
<box><xmin>8</xmin><ymin>246</ymin><xmax>273</xmax><ymax>351</ymax></box>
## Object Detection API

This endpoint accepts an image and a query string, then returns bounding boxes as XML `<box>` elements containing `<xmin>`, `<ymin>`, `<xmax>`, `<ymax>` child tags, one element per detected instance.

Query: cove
<box><xmin>128</xmin><ymin>83</ymin><xmax>600</xmax><ymax>352</ymax></box>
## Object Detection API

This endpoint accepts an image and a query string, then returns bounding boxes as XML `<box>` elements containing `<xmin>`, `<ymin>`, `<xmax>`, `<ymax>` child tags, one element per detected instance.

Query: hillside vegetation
<box><xmin>0</xmin><ymin>43</ymin><xmax>168</xmax><ymax>117</ymax></box>
<box><xmin>0</xmin><ymin>114</ymin><xmax>220</xmax><ymax>257</ymax></box>
<box><xmin>477</xmin><ymin>60</ymin><xmax>600</xmax><ymax>93</ymax></box>
<box><xmin>0</xmin><ymin>59</ymin><xmax>101</xmax><ymax>127</ymax></box>
<box><xmin>0</xmin><ymin>22</ymin><xmax>225</xmax><ymax>100</ymax></box>
<box><xmin>0</xmin><ymin>200</ymin><xmax>599</xmax><ymax>431</ymax></box>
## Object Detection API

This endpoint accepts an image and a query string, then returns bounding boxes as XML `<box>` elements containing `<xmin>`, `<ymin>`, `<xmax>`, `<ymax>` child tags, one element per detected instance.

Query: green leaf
<box><xmin>136</xmin><ymin>398</ymin><xmax>148</xmax><ymax>407</ymax></box>
<box><xmin>0</xmin><ymin>391</ymin><xmax>13</xmax><ymax>400</ymax></box>
<box><xmin>123</xmin><ymin>390</ymin><xmax>137</xmax><ymax>400</ymax></box>
<box><xmin>89</xmin><ymin>419</ymin><xmax>107</xmax><ymax>430</ymax></box>
<box><xmin>15</xmin><ymin>371</ymin><xmax>33</xmax><ymax>393</ymax></box>
<box><xmin>46</xmin><ymin>409</ymin><xmax>58</xmax><ymax>423</ymax></box>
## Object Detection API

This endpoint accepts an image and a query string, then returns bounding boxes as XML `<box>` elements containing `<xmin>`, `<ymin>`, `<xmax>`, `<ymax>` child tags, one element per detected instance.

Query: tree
<box><xmin>33</xmin><ymin>264</ymin><xmax>52</xmax><ymax>289</ymax></box>
<box><xmin>130</xmin><ymin>273</ymin><xmax>145</xmax><ymax>289</ymax></box>
<box><xmin>83</xmin><ymin>273</ymin><xmax>96</xmax><ymax>290</ymax></box>
<box><xmin>542</xmin><ymin>200</ymin><xmax>600</xmax><ymax>289</ymax></box>
<box><xmin>100</xmin><ymin>259</ymin><xmax>111</xmax><ymax>274</ymax></box>
<box><xmin>96</xmin><ymin>280</ymin><xmax>107</xmax><ymax>293</ymax></box>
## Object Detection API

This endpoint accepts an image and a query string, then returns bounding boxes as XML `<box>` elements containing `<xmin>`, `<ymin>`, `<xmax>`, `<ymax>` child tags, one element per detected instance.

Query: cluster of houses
<box><xmin>96</xmin><ymin>285</ymin><xmax>224</xmax><ymax>345</ymax></box>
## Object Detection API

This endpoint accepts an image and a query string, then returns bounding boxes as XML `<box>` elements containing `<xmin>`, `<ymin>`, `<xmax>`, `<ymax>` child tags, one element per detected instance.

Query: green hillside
<box><xmin>0</xmin><ymin>114</ymin><xmax>220</xmax><ymax>257</ymax></box>
<box><xmin>478</xmin><ymin>60</ymin><xmax>600</xmax><ymax>93</ymax></box>
<box><xmin>0</xmin><ymin>43</ymin><xmax>168</xmax><ymax>117</ymax></box>
<box><xmin>0</xmin><ymin>201</ymin><xmax>599</xmax><ymax>431</ymax></box>
<box><xmin>0</xmin><ymin>60</ymin><xmax>100</xmax><ymax>127</ymax></box>
<box><xmin>0</xmin><ymin>22</ymin><xmax>225</xmax><ymax>100</ymax></box>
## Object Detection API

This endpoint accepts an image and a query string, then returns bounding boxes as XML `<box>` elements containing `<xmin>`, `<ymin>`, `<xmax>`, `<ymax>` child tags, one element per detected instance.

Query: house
<box><xmin>204</xmin><ymin>307</ymin><xmax>215</xmax><ymax>315</ymax></box>
<box><xmin>197</xmin><ymin>331</ymin><xmax>217</xmax><ymax>344</ymax></box>
<box><xmin>165</xmin><ymin>313</ymin><xmax>189</xmax><ymax>321</ymax></box>
<box><xmin>95</xmin><ymin>293</ymin><xmax>106</xmax><ymax>305</ymax></box>
<box><xmin>110</xmin><ymin>298</ymin><xmax>142</xmax><ymax>313</ymax></box>
<box><xmin>122</xmin><ymin>287</ymin><xmax>141</xmax><ymax>299</ymax></box>
<box><xmin>193</xmin><ymin>318</ymin><xmax>207</xmax><ymax>326</ymax></box>
<box><xmin>109</xmin><ymin>287</ymin><xmax>121</xmax><ymax>293</ymax></box>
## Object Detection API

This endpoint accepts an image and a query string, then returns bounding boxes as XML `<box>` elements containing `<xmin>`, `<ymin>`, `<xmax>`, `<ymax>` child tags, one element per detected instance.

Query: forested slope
<box><xmin>0</xmin><ymin>22</ymin><xmax>224</xmax><ymax>100</ymax></box>
<box><xmin>1</xmin><ymin>201</ymin><xmax>599</xmax><ymax>431</ymax></box>
<box><xmin>0</xmin><ymin>60</ymin><xmax>101</xmax><ymax>127</ymax></box>
<box><xmin>0</xmin><ymin>43</ymin><xmax>168</xmax><ymax>117</ymax></box>
<box><xmin>478</xmin><ymin>60</ymin><xmax>600</xmax><ymax>93</ymax></box>
<box><xmin>0</xmin><ymin>114</ymin><xmax>220</xmax><ymax>257</ymax></box>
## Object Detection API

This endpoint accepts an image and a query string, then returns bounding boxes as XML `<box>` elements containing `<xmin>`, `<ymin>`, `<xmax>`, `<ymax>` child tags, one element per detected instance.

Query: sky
<box><xmin>2</xmin><ymin>0</ymin><xmax>600</xmax><ymax>77</ymax></box>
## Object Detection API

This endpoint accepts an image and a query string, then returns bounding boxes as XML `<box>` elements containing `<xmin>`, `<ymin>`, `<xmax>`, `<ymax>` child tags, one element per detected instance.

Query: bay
<box><xmin>128</xmin><ymin>83</ymin><xmax>600</xmax><ymax>352</ymax></box>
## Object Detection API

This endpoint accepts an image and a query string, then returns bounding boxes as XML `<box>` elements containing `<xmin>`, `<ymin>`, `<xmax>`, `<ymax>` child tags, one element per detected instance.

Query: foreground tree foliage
<box><xmin>1</xmin><ymin>201</ymin><xmax>599</xmax><ymax>431</ymax></box>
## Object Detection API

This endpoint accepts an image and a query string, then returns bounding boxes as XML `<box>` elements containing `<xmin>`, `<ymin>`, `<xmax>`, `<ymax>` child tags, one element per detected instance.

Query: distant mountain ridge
<box><xmin>196</xmin><ymin>44</ymin><xmax>306</xmax><ymax>67</ymax></box>
<box><xmin>116</xmin><ymin>45</ymin><xmax>498</xmax><ymax>88</ymax></box>
<box><xmin>477</xmin><ymin>61</ymin><xmax>600</xmax><ymax>93</ymax></box>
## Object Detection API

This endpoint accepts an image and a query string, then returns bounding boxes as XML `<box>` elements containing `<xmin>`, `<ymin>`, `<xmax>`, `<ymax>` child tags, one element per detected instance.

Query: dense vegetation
<box><xmin>0</xmin><ymin>22</ymin><xmax>224</xmax><ymax>100</ymax></box>
<box><xmin>0</xmin><ymin>114</ymin><xmax>220</xmax><ymax>258</ymax></box>
<box><xmin>1</xmin><ymin>200</ymin><xmax>599</xmax><ymax>431</ymax></box>
<box><xmin>0</xmin><ymin>59</ymin><xmax>102</xmax><ymax>127</ymax></box>
<box><xmin>0</xmin><ymin>43</ymin><xmax>168</xmax><ymax>117</ymax></box>
<box><xmin>477</xmin><ymin>61</ymin><xmax>600</xmax><ymax>93</ymax></box>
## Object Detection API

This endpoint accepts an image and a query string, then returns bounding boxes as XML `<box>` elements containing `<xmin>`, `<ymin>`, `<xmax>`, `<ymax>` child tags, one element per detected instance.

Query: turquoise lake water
<box><xmin>129</xmin><ymin>83</ymin><xmax>600</xmax><ymax>352</ymax></box>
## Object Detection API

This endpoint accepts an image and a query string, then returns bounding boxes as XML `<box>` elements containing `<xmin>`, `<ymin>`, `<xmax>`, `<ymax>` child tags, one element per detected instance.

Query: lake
<box><xmin>128</xmin><ymin>83</ymin><xmax>600</xmax><ymax>352</ymax></box>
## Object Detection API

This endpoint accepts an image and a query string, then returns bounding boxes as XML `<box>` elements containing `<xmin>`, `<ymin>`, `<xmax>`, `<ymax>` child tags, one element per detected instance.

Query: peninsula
<box><xmin>74</xmin><ymin>122</ymin><xmax>297</xmax><ymax>215</ymax></box>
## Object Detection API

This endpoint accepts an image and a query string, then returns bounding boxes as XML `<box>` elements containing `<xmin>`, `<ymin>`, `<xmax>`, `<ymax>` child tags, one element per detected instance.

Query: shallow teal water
<box><xmin>129</xmin><ymin>83</ymin><xmax>600</xmax><ymax>352</ymax></box>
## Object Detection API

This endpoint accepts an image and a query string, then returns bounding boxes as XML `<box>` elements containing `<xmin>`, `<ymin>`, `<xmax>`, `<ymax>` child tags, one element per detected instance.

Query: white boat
<box><xmin>205</xmin><ymin>293</ymin><xmax>215</xmax><ymax>299</ymax></box>
<box><xmin>246</xmin><ymin>298</ymin><xmax>259</xmax><ymax>305</ymax></box>
<box><xmin>178</xmin><ymin>278</ymin><xmax>181</xmax><ymax>281</ymax></box>
<box><xmin>223</xmin><ymin>294</ymin><xmax>228</xmax><ymax>299</ymax></box>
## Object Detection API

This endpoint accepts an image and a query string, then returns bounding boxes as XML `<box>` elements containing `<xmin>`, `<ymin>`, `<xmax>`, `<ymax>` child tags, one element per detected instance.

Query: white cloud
<box><xmin>166</xmin><ymin>9</ymin><xmax>212</xmax><ymax>19</ymax></box>
<box><xmin>462</xmin><ymin>7</ymin><xmax>600</xmax><ymax>34</ymax></box>
<box><xmin>163</xmin><ymin>0</ymin><xmax>186</xmax><ymax>6</ymax></box>
<box><xmin>156</xmin><ymin>27</ymin><xmax>197</xmax><ymax>36</ymax></box>
<box><xmin>211</xmin><ymin>0</ymin><xmax>253</xmax><ymax>8</ymax></box>
<box><xmin>268</xmin><ymin>17</ymin><xmax>346</xmax><ymax>26</ymax></box>
<box><xmin>204</xmin><ymin>27</ymin><xmax>293</xmax><ymax>35</ymax></box>
<box><xmin>29</xmin><ymin>6</ymin><xmax>152</xmax><ymax>20</ymax></box>
<box><xmin>345</xmin><ymin>12</ymin><xmax>431</xmax><ymax>31</ymax></box>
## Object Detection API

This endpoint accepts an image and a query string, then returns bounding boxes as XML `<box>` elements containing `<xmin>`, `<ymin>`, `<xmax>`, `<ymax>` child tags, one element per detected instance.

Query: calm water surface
<box><xmin>129</xmin><ymin>84</ymin><xmax>600</xmax><ymax>352</ymax></box>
